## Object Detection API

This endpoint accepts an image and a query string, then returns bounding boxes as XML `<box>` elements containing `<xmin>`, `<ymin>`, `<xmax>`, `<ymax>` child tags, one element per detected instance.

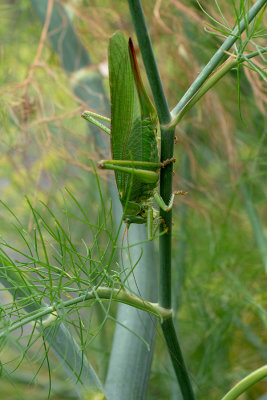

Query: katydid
<box><xmin>82</xmin><ymin>32</ymin><xmax>181</xmax><ymax>238</ymax></box>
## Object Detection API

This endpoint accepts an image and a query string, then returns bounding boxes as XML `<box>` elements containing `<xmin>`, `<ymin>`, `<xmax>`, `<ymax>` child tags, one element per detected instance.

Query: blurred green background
<box><xmin>0</xmin><ymin>0</ymin><xmax>266</xmax><ymax>399</ymax></box>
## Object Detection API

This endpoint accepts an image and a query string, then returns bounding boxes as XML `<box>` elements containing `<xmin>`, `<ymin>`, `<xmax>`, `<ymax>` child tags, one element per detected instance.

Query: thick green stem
<box><xmin>159</xmin><ymin>126</ymin><xmax>175</xmax><ymax>308</ymax></box>
<box><xmin>127</xmin><ymin>0</ymin><xmax>171</xmax><ymax>125</ymax></box>
<box><xmin>162</xmin><ymin>318</ymin><xmax>196</xmax><ymax>400</ymax></box>
<box><xmin>159</xmin><ymin>128</ymin><xmax>195</xmax><ymax>400</ymax></box>
<box><xmin>221</xmin><ymin>365</ymin><xmax>267</xmax><ymax>400</ymax></box>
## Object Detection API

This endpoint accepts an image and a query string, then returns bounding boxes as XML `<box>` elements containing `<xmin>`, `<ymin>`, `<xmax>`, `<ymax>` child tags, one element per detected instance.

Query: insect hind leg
<box><xmin>153</xmin><ymin>190</ymin><xmax>186</xmax><ymax>212</ymax></box>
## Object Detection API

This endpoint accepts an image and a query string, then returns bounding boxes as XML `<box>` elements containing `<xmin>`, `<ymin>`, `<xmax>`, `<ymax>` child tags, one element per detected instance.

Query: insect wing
<box><xmin>108</xmin><ymin>33</ymin><xmax>159</xmax><ymax>207</ymax></box>
<box><xmin>128</xmin><ymin>37</ymin><xmax>159</xmax><ymax>178</ymax></box>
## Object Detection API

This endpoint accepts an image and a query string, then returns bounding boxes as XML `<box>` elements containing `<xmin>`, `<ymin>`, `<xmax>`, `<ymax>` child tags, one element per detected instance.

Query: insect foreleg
<box><xmin>81</xmin><ymin>111</ymin><xmax>111</xmax><ymax>135</ymax></box>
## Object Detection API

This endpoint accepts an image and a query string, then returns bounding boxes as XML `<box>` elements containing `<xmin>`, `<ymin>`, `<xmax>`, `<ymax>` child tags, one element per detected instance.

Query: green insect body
<box><xmin>82</xmin><ymin>32</ymin><xmax>177</xmax><ymax>235</ymax></box>
<box><xmin>109</xmin><ymin>33</ymin><xmax>160</xmax><ymax>224</ymax></box>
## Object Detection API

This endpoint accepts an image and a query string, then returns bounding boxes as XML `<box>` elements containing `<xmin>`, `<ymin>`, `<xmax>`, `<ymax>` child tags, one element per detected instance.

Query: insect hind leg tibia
<box><xmin>81</xmin><ymin>110</ymin><xmax>111</xmax><ymax>135</ymax></box>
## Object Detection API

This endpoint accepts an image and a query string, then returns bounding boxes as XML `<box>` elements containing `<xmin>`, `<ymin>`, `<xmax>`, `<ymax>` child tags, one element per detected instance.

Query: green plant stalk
<box><xmin>128</xmin><ymin>1</ymin><xmax>195</xmax><ymax>399</ymax></box>
<box><xmin>220</xmin><ymin>365</ymin><xmax>267</xmax><ymax>400</ymax></box>
<box><xmin>170</xmin><ymin>0</ymin><xmax>267</xmax><ymax>125</ymax></box>
<box><xmin>1</xmin><ymin>285</ymin><xmax>172</xmax><ymax>337</ymax></box>
<box><xmin>158</xmin><ymin>125</ymin><xmax>175</xmax><ymax>309</ymax></box>
<box><xmin>166</xmin><ymin>48</ymin><xmax>267</xmax><ymax>128</ymax></box>
<box><xmin>0</xmin><ymin>255</ymin><xmax>106</xmax><ymax>399</ymax></box>
<box><xmin>162</xmin><ymin>318</ymin><xmax>195</xmax><ymax>400</ymax></box>
<box><xmin>127</xmin><ymin>0</ymin><xmax>171</xmax><ymax>125</ymax></box>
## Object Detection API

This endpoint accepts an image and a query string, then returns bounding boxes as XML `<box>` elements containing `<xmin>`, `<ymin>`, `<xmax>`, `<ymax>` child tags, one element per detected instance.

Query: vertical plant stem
<box><xmin>128</xmin><ymin>1</ymin><xmax>195</xmax><ymax>398</ymax></box>
<box><xmin>162</xmin><ymin>318</ymin><xmax>195</xmax><ymax>400</ymax></box>
<box><xmin>127</xmin><ymin>0</ymin><xmax>170</xmax><ymax>124</ymax></box>
<box><xmin>159</xmin><ymin>126</ymin><xmax>175</xmax><ymax>309</ymax></box>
